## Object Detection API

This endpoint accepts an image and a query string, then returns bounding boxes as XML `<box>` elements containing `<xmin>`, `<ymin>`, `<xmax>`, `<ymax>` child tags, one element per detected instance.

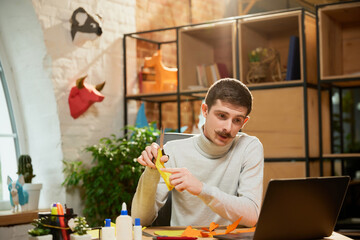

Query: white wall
<box><xmin>0</xmin><ymin>0</ymin><xmax>135</xmax><ymax>216</ymax></box>
<box><xmin>0</xmin><ymin>0</ymin><xmax>65</xmax><ymax>209</ymax></box>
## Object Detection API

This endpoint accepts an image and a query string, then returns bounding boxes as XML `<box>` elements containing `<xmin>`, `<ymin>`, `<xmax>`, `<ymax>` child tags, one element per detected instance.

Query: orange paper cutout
<box><xmin>209</xmin><ymin>222</ymin><xmax>219</xmax><ymax>232</ymax></box>
<box><xmin>181</xmin><ymin>216</ymin><xmax>245</xmax><ymax>237</ymax></box>
<box><xmin>225</xmin><ymin>216</ymin><xmax>243</xmax><ymax>234</ymax></box>
<box><xmin>200</xmin><ymin>232</ymin><xmax>211</xmax><ymax>237</ymax></box>
<box><xmin>237</xmin><ymin>227</ymin><xmax>256</xmax><ymax>233</ymax></box>
<box><xmin>181</xmin><ymin>226</ymin><xmax>202</xmax><ymax>237</ymax></box>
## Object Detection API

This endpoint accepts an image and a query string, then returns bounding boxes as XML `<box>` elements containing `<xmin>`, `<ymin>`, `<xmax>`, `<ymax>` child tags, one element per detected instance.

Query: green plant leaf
<box><xmin>62</xmin><ymin>125</ymin><xmax>160</xmax><ymax>226</ymax></box>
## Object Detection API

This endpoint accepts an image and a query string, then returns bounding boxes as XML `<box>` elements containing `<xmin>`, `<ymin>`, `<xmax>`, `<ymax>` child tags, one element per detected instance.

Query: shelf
<box><xmin>318</xmin><ymin>78</ymin><xmax>360</xmax><ymax>88</ymax></box>
<box><xmin>323</xmin><ymin>153</ymin><xmax>360</xmax><ymax>160</ymax></box>
<box><xmin>239</xmin><ymin>10</ymin><xmax>317</xmax><ymax>85</ymax></box>
<box><xmin>179</xmin><ymin>21</ymin><xmax>236</xmax><ymax>91</ymax></box>
<box><xmin>318</xmin><ymin>1</ymin><xmax>360</xmax><ymax>81</ymax></box>
<box><xmin>126</xmin><ymin>92</ymin><xmax>202</xmax><ymax>103</ymax></box>
<box><xmin>246</xmin><ymin>79</ymin><xmax>305</xmax><ymax>90</ymax></box>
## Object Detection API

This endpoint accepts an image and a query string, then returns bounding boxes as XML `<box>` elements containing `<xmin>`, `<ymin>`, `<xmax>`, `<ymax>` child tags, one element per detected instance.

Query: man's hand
<box><xmin>162</xmin><ymin>168</ymin><xmax>203</xmax><ymax>195</ymax></box>
<box><xmin>137</xmin><ymin>143</ymin><xmax>169</xmax><ymax>169</ymax></box>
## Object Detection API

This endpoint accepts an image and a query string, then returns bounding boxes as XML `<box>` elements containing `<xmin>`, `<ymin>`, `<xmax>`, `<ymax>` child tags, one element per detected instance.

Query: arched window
<box><xmin>0</xmin><ymin>61</ymin><xmax>20</xmax><ymax>201</ymax></box>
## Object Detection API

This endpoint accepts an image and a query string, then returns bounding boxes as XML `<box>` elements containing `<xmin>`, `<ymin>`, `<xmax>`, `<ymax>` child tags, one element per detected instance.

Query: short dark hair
<box><xmin>205</xmin><ymin>78</ymin><xmax>253</xmax><ymax>116</ymax></box>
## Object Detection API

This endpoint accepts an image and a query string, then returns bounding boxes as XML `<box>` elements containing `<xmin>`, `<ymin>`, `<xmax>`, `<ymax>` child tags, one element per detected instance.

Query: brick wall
<box><xmin>134</xmin><ymin>0</ymin><xmax>228</xmax><ymax>132</ymax></box>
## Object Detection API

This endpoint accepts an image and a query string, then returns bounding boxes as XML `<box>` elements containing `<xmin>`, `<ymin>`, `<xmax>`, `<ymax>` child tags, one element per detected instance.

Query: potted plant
<box><xmin>18</xmin><ymin>155</ymin><xmax>42</xmax><ymax>210</ymax></box>
<box><xmin>62</xmin><ymin>125</ymin><xmax>159</xmax><ymax>226</ymax></box>
<box><xmin>28</xmin><ymin>216</ymin><xmax>52</xmax><ymax>240</ymax></box>
<box><xmin>68</xmin><ymin>216</ymin><xmax>91</xmax><ymax>240</ymax></box>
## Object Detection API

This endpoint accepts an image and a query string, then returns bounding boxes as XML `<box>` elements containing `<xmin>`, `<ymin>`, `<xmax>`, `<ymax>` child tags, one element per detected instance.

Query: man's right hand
<box><xmin>137</xmin><ymin>142</ymin><xmax>169</xmax><ymax>169</ymax></box>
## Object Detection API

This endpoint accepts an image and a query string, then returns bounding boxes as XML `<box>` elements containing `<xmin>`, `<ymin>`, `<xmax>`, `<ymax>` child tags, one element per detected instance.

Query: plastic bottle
<box><xmin>102</xmin><ymin>218</ymin><xmax>116</xmax><ymax>240</ymax></box>
<box><xmin>116</xmin><ymin>202</ymin><xmax>133</xmax><ymax>240</ymax></box>
<box><xmin>133</xmin><ymin>218</ymin><xmax>142</xmax><ymax>240</ymax></box>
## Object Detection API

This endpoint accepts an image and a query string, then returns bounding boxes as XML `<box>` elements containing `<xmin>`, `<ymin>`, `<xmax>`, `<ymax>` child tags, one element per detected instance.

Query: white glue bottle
<box><xmin>133</xmin><ymin>218</ymin><xmax>142</xmax><ymax>240</ymax></box>
<box><xmin>116</xmin><ymin>202</ymin><xmax>133</xmax><ymax>240</ymax></box>
<box><xmin>102</xmin><ymin>218</ymin><xmax>115</xmax><ymax>240</ymax></box>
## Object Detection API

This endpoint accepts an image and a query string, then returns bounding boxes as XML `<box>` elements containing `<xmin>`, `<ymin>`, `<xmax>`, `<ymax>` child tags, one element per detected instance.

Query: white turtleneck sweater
<box><xmin>131</xmin><ymin>129</ymin><xmax>264</xmax><ymax>227</ymax></box>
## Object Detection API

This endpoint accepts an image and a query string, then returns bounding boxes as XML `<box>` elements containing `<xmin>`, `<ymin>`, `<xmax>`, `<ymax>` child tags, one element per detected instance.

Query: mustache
<box><xmin>214</xmin><ymin>129</ymin><xmax>236</xmax><ymax>138</ymax></box>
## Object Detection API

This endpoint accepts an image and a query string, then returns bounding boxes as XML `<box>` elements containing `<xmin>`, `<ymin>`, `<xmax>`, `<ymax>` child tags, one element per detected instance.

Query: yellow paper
<box><xmin>154</xmin><ymin>230</ymin><xmax>184</xmax><ymax>236</ymax></box>
<box><xmin>88</xmin><ymin>229</ymin><xmax>100</xmax><ymax>238</ymax></box>
<box><xmin>155</xmin><ymin>148</ymin><xmax>174</xmax><ymax>191</ymax></box>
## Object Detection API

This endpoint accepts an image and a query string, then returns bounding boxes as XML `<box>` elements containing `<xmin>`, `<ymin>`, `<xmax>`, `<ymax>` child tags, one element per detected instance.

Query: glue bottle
<box><xmin>116</xmin><ymin>202</ymin><xmax>133</xmax><ymax>240</ymax></box>
<box><xmin>102</xmin><ymin>218</ymin><xmax>115</xmax><ymax>240</ymax></box>
<box><xmin>133</xmin><ymin>218</ymin><xmax>142</xmax><ymax>240</ymax></box>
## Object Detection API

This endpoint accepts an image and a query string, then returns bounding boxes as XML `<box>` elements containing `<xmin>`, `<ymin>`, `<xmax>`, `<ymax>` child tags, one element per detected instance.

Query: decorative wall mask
<box><xmin>70</xmin><ymin>7</ymin><xmax>103</xmax><ymax>43</ymax></box>
<box><xmin>68</xmin><ymin>75</ymin><xmax>105</xmax><ymax>119</ymax></box>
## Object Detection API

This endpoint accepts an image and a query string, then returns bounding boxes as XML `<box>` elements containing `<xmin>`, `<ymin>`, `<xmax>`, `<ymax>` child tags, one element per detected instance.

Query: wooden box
<box><xmin>239</xmin><ymin>10</ymin><xmax>317</xmax><ymax>85</ymax></box>
<box><xmin>318</xmin><ymin>2</ymin><xmax>360</xmax><ymax>83</ymax></box>
<box><xmin>179</xmin><ymin>21</ymin><xmax>236</xmax><ymax>91</ymax></box>
<box><xmin>243</xmin><ymin>87</ymin><xmax>329</xmax><ymax>158</ymax></box>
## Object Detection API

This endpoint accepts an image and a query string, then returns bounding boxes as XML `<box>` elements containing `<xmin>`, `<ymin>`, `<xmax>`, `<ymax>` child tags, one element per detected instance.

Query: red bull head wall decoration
<box><xmin>68</xmin><ymin>75</ymin><xmax>105</xmax><ymax>119</ymax></box>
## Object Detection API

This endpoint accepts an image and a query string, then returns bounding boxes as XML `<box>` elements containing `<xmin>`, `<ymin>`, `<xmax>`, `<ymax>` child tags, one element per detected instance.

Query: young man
<box><xmin>132</xmin><ymin>78</ymin><xmax>264</xmax><ymax>227</ymax></box>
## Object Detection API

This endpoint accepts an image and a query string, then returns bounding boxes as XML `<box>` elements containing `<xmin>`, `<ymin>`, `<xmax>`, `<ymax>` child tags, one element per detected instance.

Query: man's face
<box><xmin>202</xmin><ymin>99</ymin><xmax>249</xmax><ymax>146</ymax></box>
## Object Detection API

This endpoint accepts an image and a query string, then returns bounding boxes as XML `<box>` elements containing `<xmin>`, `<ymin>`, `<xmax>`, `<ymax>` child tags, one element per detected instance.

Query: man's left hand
<box><xmin>161</xmin><ymin>168</ymin><xmax>203</xmax><ymax>195</ymax></box>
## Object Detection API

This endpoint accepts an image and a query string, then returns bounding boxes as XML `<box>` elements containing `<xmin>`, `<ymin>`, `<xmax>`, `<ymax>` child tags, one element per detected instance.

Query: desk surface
<box><xmin>143</xmin><ymin>227</ymin><xmax>353</xmax><ymax>240</ymax></box>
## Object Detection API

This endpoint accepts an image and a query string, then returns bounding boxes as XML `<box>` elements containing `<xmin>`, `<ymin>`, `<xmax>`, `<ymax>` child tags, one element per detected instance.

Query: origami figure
<box><xmin>68</xmin><ymin>75</ymin><xmax>105</xmax><ymax>119</ymax></box>
<box><xmin>7</xmin><ymin>175</ymin><xmax>29</xmax><ymax>212</ymax></box>
<box><xmin>70</xmin><ymin>7</ymin><xmax>102</xmax><ymax>44</ymax></box>
<box><xmin>142</xmin><ymin>50</ymin><xmax>177</xmax><ymax>93</ymax></box>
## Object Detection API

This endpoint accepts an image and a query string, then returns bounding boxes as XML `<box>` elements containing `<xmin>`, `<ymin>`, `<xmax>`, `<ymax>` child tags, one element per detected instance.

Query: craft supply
<box><xmin>51</xmin><ymin>203</ymin><xmax>59</xmax><ymax>239</ymax></box>
<box><xmin>155</xmin><ymin>128</ymin><xmax>174</xmax><ymax>191</ymax></box>
<box><xmin>102</xmin><ymin>218</ymin><xmax>116</xmax><ymax>240</ymax></box>
<box><xmin>134</xmin><ymin>218</ymin><xmax>142</xmax><ymax>240</ymax></box>
<box><xmin>57</xmin><ymin>203</ymin><xmax>68</xmax><ymax>240</ymax></box>
<box><xmin>116</xmin><ymin>202</ymin><xmax>132</xmax><ymax>240</ymax></box>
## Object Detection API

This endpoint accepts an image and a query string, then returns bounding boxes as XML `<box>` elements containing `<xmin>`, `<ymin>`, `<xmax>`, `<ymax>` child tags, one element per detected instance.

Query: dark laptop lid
<box><xmin>253</xmin><ymin>176</ymin><xmax>350</xmax><ymax>240</ymax></box>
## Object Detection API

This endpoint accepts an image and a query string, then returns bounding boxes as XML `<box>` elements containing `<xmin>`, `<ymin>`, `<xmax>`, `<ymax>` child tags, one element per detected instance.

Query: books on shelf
<box><xmin>285</xmin><ymin>35</ymin><xmax>300</xmax><ymax>81</ymax></box>
<box><xmin>196</xmin><ymin>63</ymin><xmax>229</xmax><ymax>88</ymax></box>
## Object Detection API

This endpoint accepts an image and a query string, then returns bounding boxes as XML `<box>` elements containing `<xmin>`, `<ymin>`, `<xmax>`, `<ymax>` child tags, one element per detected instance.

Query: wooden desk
<box><xmin>142</xmin><ymin>227</ymin><xmax>354</xmax><ymax>240</ymax></box>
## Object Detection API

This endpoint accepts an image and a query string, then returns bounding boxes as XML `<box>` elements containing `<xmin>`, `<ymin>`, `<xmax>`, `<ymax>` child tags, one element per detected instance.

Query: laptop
<box><xmin>215</xmin><ymin>176</ymin><xmax>350</xmax><ymax>240</ymax></box>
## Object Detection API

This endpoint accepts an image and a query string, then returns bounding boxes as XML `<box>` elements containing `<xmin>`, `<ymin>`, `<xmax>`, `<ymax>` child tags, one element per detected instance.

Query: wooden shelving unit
<box><xmin>123</xmin><ymin>8</ymin><xmax>328</xmax><ymax>181</ymax></box>
<box><xmin>317</xmin><ymin>1</ymin><xmax>360</xmax><ymax>176</ymax></box>
<box><xmin>318</xmin><ymin>1</ymin><xmax>360</xmax><ymax>83</ymax></box>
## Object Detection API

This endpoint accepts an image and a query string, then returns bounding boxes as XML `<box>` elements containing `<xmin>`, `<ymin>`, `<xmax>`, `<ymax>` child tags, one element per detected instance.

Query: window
<box><xmin>0</xmin><ymin>61</ymin><xmax>20</xmax><ymax>201</ymax></box>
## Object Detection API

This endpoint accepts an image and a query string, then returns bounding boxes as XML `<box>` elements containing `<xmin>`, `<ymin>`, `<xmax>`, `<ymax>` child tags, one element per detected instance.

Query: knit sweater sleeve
<box><xmin>197</xmin><ymin>138</ymin><xmax>264</xmax><ymax>227</ymax></box>
<box><xmin>131</xmin><ymin>167</ymin><xmax>170</xmax><ymax>226</ymax></box>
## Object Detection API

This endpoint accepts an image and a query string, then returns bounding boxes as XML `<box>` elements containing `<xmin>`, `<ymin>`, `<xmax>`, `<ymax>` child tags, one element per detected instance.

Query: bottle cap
<box><xmin>121</xmin><ymin>202</ymin><xmax>128</xmax><ymax>215</ymax></box>
<box><xmin>105</xmin><ymin>218</ymin><xmax>111</xmax><ymax>227</ymax></box>
<box><xmin>135</xmin><ymin>218</ymin><xmax>141</xmax><ymax>226</ymax></box>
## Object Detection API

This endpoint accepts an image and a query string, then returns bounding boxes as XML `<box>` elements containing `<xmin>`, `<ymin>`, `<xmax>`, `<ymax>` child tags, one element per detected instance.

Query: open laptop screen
<box><xmin>215</xmin><ymin>176</ymin><xmax>350</xmax><ymax>240</ymax></box>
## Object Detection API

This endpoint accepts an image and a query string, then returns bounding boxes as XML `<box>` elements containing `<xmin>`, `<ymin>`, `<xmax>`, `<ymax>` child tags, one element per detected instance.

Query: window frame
<box><xmin>0</xmin><ymin>62</ymin><xmax>20</xmax><ymax>157</ymax></box>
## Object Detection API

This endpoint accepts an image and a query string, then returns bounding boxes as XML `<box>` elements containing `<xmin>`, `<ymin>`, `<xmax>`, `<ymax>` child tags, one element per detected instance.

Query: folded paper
<box><xmin>155</xmin><ymin>148</ymin><xmax>174</xmax><ymax>191</ymax></box>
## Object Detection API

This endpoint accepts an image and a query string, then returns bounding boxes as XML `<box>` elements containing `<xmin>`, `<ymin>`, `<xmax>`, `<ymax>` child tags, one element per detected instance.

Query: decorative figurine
<box><xmin>141</xmin><ymin>49</ymin><xmax>178</xmax><ymax>93</ymax></box>
<box><xmin>7</xmin><ymin>174</ymin><xmax>29</xmax><ymax>212</ymax></box>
